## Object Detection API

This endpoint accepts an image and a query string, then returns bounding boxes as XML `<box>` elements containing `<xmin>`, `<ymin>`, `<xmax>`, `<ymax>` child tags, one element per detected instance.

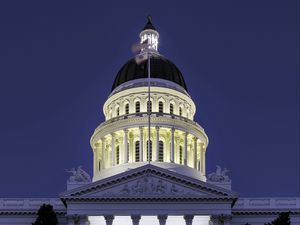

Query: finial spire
<box><xmin>147</xmin><ymin>15</ymin><xmax>152</xmax><ymax>23</ymax></box>
<box><xmin>143</xmin><ymin>15</ymin><xmax>156</xmax><ymax>31</ymax></box>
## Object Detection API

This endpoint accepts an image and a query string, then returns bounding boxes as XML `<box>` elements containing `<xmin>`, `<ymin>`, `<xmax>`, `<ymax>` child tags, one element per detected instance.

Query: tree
<box><xmin>32</xmin><ymin>204</ymin><xmax>58</xmax><ymax>225</ymax></box>
<box><xmin>265</xmin><ymin>212</ymin><xmax>290</xmax><ymax>225</ymax></box>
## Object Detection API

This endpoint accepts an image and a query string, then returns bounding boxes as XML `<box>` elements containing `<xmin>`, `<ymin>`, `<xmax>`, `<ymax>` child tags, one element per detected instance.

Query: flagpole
<box><xmin>147</xmin><ymin>51</ymin><xmax>151</xmax><ymax>164</ymax></box>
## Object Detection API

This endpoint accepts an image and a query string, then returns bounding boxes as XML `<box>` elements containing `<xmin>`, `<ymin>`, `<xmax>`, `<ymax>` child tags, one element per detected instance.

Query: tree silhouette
<box><xmin>265</xmin><ymin>212</ymin><xmax>290</xmax><ymax>225</ymax></box>
<box><xmin>32</xmin><ymin>204</ymin><xmax>58</xmax><ymax>225</ymax></box>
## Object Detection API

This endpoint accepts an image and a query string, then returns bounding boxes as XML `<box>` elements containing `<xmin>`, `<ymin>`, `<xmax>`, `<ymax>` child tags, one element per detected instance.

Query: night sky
<box><xmin>0</xmin><ymin>1</ymin><xmax>298</xmax><ymax>198</ymax></box>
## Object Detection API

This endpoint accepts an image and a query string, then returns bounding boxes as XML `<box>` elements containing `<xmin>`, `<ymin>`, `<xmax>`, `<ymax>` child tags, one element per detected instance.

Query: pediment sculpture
<box><xmin>88</xmin><ymin>174</ymin><xmax>208</xmax><ymax>198</ymax></box>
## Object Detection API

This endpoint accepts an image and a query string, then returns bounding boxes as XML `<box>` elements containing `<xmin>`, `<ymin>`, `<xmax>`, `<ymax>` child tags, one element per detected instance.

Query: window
<box><xmin>135</xmin><ymin>101</ymin><xmax>140</xmax><ymax>113</ymax></box>
<box><xmin>179</xmin><ymin>107</ymin><xmax>182</xmax><ymax>116</ymax></box>
<box><xmin>98</xmin><ymin>160</ymin><xmax>101</xmax><ymax>171</ymax></box>
<box><xmin>146</xmin><ymin>140</ymin><xmax>152</xmax><ymax>161</ymax></box>
<box><xmin>158</xmin><ymin>101</ymin><xmax>164</xmax><ymax>113</ymax></box>
<box><xmin>116</xmin><ymin>146</ymin><xmax>120</xmax><ymax>164</ymax></box>
<box><xmin>125</xmin><ymin>103</ymin><xmax>129</xmax><ymax>114</ymax></box>
<box><xmin>135</xmin><ymin>141</ymin><xmax>140</xmax><ymax>162</ymax></box>
<box><xmin>179</xmin><ymin>146</ymin><xmax>183</xmax><ymax>164</ymax></box>
<box><xmin>170</xmin><ymin>103</ymin><xmax>174</xmax><ymax>115</ymax></box>
<box><xmin>158</xmin><ymin>140</ymin><xmax>164</xmax><ymax>162</ymax></box>
<box><xmin>116</xmin><ymin>107</ymin><xmax>120</xmax><ymax>116</ymax></box>
<box><xmin>147</xmin><ymin>100</ymin><xmax>152</xmax><ymax>112</ymax></box>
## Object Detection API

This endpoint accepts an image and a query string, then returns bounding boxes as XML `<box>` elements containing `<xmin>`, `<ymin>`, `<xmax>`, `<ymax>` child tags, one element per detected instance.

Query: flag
<box><xmin>131</xmin><ymin>42</ymin><xmax>150</xmax><ymax>55</ymax></box>
<box><xmin>134</xmin><ymin>52</ymin><xmax>148</xmax><ymax>64</ymax></box>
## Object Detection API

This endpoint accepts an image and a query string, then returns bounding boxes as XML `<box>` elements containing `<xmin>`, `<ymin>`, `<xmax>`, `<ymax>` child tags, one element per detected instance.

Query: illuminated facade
<box><xmin>0</xmin><ymin>18</ymin><xmax>299</xmax><ymax>225</ymax></box>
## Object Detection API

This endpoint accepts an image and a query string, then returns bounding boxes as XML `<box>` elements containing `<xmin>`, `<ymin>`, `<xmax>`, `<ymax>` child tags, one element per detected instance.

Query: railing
<box><xmin>233</xmin><ymin>197</ymin><xmax>300</xmax><ymax>209</ymax></box>
<box><xmin>0</xmin><ymin>198</ymin><xmax>65</xmax><ymax>211</ymax></box>
<box><xmin>97</xmin><ymin>112</ymin><xmax>204</xmax><ymax>131</ymax></box>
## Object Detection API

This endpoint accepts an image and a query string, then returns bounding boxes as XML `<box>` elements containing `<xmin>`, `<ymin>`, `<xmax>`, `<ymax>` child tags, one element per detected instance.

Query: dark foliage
<box><xmin>265</xmin><ymin>212</ymin><xmax>291</xmax><ymax>225</ymax></box>
<box><xmin>32</xmin><ymin>204</ymin><xmax>58</xmax><ymax>225</ymax></box>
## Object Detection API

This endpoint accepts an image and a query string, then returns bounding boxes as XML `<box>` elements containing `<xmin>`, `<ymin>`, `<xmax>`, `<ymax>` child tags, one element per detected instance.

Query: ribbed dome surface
<box><xmin>111</xmin><ymin>54</ymin><xmax>187</xmax><ymax>91</ymax></box>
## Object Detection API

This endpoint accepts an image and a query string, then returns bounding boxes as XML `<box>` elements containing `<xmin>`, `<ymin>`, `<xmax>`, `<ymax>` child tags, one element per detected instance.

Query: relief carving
<box><xmin>116</xmin><ymin>175</ymin><xmax>184</xmax><ymax>196</ymax></box>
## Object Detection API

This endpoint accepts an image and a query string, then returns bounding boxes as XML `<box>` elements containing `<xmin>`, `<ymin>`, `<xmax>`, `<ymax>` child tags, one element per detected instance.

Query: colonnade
<box><xmin>93</xmin><ymin>126</ymin><xmax>206</xmax><ymax>175</ymax></box>
<box><xmin>67</xmin><ymin>214</ymin><xmax>232</xmax><ymax>225</ymax></box>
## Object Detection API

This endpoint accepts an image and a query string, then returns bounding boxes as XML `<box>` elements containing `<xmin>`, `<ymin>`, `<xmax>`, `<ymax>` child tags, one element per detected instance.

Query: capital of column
<box><xmin>155</xmin><ymin>125</ymin><xmax>160</xmax><ymax>131</ymax></box>
<box><xmin>157</xmin><ymin>215</ymin><xmax>168</xmax><ymax>225</ymax></box>
<box><xmin>95</xmin><ymin>142</ymin><xmax>101</xmax><ymax>148</ymax></box>
<box><xmin>219</xmin><ymin>214</ymin><xmax>232</xmax><ymax>225</ymax></box>
<box><xmin>79</xmin><ymin>215</ymin><xmax>88</xmax><ymax>225</ymax></box>
<box><xmin>123</xmin><ymin>128</ymin><xmax>128</xmax><ymax>134</ymax></box>
<box><xmin>131</xmin><ymin>215</ymin><xmax>141</xmax><ymax>225</ymax></box>
<box><xmin>104</xmin><ymin>215</ymin><xmax>115</xmax><ymax>225</ymax></box>
<box><xmin>67</xmin><ymin>215</ymin><xmax>77</xmax><ymax>225</ymax></box>
<box><xmin>210</xmin><ymin>215</ymin><xmax>219</xmax><ymax>225</ymax></box>
<box><xmin>183</xmin><ymin>215</ymin><xmax>194</xmax><ymax>225</ymax></box>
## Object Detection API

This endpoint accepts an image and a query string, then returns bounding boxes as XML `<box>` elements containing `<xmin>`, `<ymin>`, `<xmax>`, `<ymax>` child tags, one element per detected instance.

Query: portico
<box><xmin>61</xmin><ymin>164</ymin><xmax>237</xmax><ymax>225</ymax></box>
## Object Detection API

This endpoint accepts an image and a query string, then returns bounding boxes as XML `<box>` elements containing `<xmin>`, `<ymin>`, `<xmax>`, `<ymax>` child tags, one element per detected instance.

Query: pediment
<box><xmin>60</xmin><ymin>164</ymin><xmax>237</xmax><ymax>202</ymax></box>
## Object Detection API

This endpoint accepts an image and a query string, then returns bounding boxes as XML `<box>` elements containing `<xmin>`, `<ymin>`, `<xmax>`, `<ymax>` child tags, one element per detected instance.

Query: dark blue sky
<box><xmin>0</xmin><ymin>1</ymin><xmax>298</xmax><ymax>198</ymax></box>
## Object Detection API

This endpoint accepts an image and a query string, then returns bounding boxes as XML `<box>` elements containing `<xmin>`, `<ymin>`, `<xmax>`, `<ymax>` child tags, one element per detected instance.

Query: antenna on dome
<box><xmin>131</xmin><ymin>16</ymin><xmax>158</xmax><ymax>164</ymax></box>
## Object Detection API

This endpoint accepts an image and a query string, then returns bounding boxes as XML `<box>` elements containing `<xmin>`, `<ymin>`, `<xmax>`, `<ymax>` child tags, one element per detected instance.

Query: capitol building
<box><xmin>0</xmin><ymin>18</ymin><xmax>299</xmax><ymax>225</ymax></box>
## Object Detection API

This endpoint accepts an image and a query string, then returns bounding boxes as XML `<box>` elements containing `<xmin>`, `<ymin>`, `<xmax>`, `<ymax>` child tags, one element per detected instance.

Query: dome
<box><xmin>111</xmin><ymin>54</ymin><xmax>188</xmax><ymax>92</ymax></box>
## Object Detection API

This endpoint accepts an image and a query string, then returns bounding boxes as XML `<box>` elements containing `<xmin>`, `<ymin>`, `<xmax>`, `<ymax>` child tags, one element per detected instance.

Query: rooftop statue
<box><xmin>207</xmin><ymin>165</ymin><xmax>230</xmax><ymax>182</ymax></box>
<box><xmin>66</xmin><ymin>166</ymin><xmax>91</xmax><ymax>183</ymax></box>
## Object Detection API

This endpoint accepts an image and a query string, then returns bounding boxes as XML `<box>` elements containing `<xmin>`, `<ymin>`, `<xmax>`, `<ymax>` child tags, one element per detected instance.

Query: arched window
<box><xmin>179</xmin><ymin>146</ymin><xmax>183</xmax><ymax>164</ymax></box>
<box><xmin>135</xmin><ymin>141</ymin><xmax>140</xmax><ymax>162</ymax></box>
<box><xmin>125</xmin><ymin>103</ymin><xmax>129</xmax><ymax>115</ymax></box>
<box><xmin>170</xmin><ymin>103</ymin><xmax>174</xmax><ymax>115</ymax></box>
<box><xmin>116</xmin><ymin>107</ymin><xmax>120</xmax><ymax>116</ymax></box>
<box><xmin>135</xmin><ymin>101</ymin><xmax>140</xmax><ymax>113</ymax></box>
<box><xmin>158</xmin><ymin>140</ymin><xmax>164</xmax><ymax>162</ymax></box>
<box><xmin>158</xmin><ymin>101</ymin><xmax>164</xmax><ymax>113</ymax></box>
<box><xmin>98</xmin><ymin>160</ymin><xmax>101</xmax><ymax>171</ymax></box>
<box><xmin>179</xmin><ymin>107</ymin><xmax>182</xmax><ymax>116</ymax></box>
<box><xmin>116</xmin><ymin>146</ymin><xmax>120</xmax><ymax>164</ymax></box>
<box><xmin>186</xmin><ymin>109</ymin><xmax>190</xmax><ymax>118</ymax></box>
<box><xmin>146</xmin><ymin>140</ymin><xmax>152</xmax><ymax>161</ymax></box>
<box><xmin>147</xmin><ymin>100</ymin><xmax>152</xmax><ymax>112</ymax></box>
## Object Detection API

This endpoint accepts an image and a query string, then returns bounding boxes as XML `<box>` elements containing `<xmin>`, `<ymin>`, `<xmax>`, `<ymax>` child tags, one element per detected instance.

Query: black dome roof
<box><xmin>111</xmin><ymin>54</ymin><xmax>187</xmax><ymax>91</ymax></box>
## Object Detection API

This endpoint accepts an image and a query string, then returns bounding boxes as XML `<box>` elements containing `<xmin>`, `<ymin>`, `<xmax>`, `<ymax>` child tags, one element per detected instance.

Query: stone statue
<box><xmin>66</xmin><ymin>166</ymin><xmax>91</xmax><ymax>183</ymax></box>
<box><xmin>207</xmin><ymin>165</ymin><xmax>231</xmax><ymax>182</ymax></box>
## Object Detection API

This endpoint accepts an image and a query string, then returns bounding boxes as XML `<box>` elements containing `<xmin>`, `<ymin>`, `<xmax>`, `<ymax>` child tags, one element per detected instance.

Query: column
<box><xmin>101</xmin><ymin>137</ymin><xmax>105</xmax><ymax>170</ymax></box>
<box><xmin>193</xmin><ymin>137</ymin><xmax>197</xmax><ymax>169</ymax></box>
<box><xmin>139</xmin><ymin>126</ymin><xmax>143</xmax><ymax>161</ymax></box>
<box><xmin>111</xmin><ymin>133</ymin><xmax>115</xmax><ymax>166</ymax></box>
<box><xmin>157</xmin><ymin>215</ymin><xmax>168</xmax><ymax>225</ymax></box>
<box><xmin>79</xmin><ymin>215</ymin><xmax>88</xmax><ymax>225</ymax></box>
<box><xmin>129</xmin><ymin>131</ymin><xmax>134</xmax><ymax>162</ymax></box>
<box><xmin>200</xmin><ymin>143</ymin><xmax>205</xmax><ymax>175</ymax></box>
<box><xmin>221</xmin><ymin>215</ymin><xmax>232</xmax><ymax>225</ymax></box>
<box><xmin>67</xmin><ymin>216</ymin><xmax>76</xmax><ymax>225</ymax></box>
<box><xmin>184</xmin><ymin>132</ymin><xmax>188</xmax><ymax>166</ymax></box>
<box><xmin>131</xmin><ymin>215</ymin><xmax>141</xmax><ymax>225</ymax></box>
<box><xmin>104</xmin><ymin>215</ymin><xmax>115</xmax><ymax>225</ymax></box>
<box><xmin>210</xmin><ymin>215</ymin><xmax>219</xmax><ymax>225</ymax></box>
<box><xmin>184</xmin><ymin>215</ymin><xmax>194</xmax><ymax>225</ymax></box>
<box><xmin>155</xmin><ymin>126</ymin><xmax>160</xmax><ymax>161</ymax></box>
<box><xmin>123</xmin><ymin>128</ymin><xmax>129</xmax><ymax>163</ymax></box>
<box><xmin>93</xmin><ymin>144</ymin><xmax>98</xmax><ymax>174</ymax></box>
<box><xmin>170</xmin><ymin>127</ymin><xmax>175</xmax><ymax>162</ymax></box>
